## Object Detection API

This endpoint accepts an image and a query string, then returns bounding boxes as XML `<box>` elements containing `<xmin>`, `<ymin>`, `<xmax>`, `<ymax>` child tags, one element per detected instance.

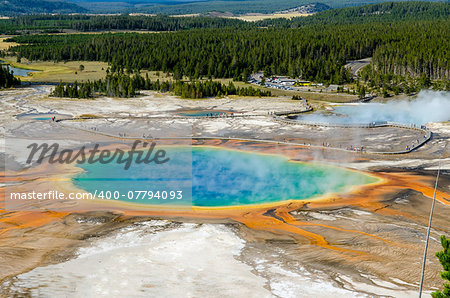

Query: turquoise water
<box><xmin>17</xmin><ymin>112</ymin><xmax>71</xmax><ymax>121</ymax></box>
<box><xmin>17</xmin><ymin>113</ymin><xmax>53</xmax><ymax>120</ymax></box>
<box><xmin>73</xmin><ymin>147</ymin><xmax>377</xmax><ymax>207</ymax></box>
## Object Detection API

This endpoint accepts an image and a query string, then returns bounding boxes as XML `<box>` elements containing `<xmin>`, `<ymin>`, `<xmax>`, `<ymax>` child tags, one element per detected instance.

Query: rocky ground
<box><xmin>0</xmin><ymin>86</ymin><xmax>449</xmax><ymax>297</ymax></box>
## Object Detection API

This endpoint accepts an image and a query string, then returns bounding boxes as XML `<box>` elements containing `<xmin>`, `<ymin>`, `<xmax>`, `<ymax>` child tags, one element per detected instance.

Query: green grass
<box><xmin>1</xmin><ymin>56</ymin><xmax>108</xmax><ymax>82</ymax></box>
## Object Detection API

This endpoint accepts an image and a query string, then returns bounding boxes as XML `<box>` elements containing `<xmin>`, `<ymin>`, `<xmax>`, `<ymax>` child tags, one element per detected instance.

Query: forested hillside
<box><xmin>0</xmin><ymin>2</ymin><xmax>447</xmax><ymax>34</ymax></box>
<box><xmin>0</xmin><ymin>0</ymin><xmax>87</xmax><ymax>16</ymax></box>
<box><xmin>0</xmin><ymin>15</ymin><xmax>250</xmax><ymax>34</ymax></box>
<box><xmin>1</xmin><ymin>1</ymin><xmax>448</xmax><ymax>95</ymax></box>
<box><xmin>6</xmin><ymin>20</ymin><xmax>449</xmax><ymax>84</ymax></box>
<box><xmin>371</xmin><ymin>24</ymin><xmax>448</xmax><ymax>79</ymax></box>
<box><xmin>66</xmin><ymin>0</ymin><xmax>445</xmax><ymax>15</ymax></box>
<box><xmin>259</xmin><ymin>1</ymin><xmax>450</xmax><ymax>27</ymax></box>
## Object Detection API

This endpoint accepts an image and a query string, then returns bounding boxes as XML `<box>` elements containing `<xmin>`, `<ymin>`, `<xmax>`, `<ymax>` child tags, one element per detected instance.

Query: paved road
<box><xmin>345</xmin><ymin>57</ymin><xmax>372</xmax><ymax>77</ymax></box>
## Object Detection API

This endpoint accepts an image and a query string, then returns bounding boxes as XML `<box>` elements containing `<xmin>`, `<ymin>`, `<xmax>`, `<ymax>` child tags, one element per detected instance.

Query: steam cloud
<box><xmin>298</xmin><ymin>90</ymin><xmax>450</xmax><ymax>125</ymax></box>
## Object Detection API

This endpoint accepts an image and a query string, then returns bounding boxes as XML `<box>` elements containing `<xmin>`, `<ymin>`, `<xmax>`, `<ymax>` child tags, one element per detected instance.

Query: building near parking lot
<box><xmin>294</xmin><ymin>81</ymin><xmax>311</xmax><ymax>87</ymax></box>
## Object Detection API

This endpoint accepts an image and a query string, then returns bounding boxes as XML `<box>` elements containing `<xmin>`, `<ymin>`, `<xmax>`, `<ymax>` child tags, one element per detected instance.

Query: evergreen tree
<box><xmin>432</xmin><ymin>235</ymin><xmax>450</xmax><ymax>298</ymax></box>
<box><xmin>0</xmin><ymin>64</ymin><xmax>20</xmax><ymax>88</ymax></box>
<box><xmin>9</xmin><ymin>19</ymin><xmax>448</xmax><ymax>86</ymax></box>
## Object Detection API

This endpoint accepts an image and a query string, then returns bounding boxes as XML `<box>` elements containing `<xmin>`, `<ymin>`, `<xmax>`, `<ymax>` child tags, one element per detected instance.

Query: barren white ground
<box><xmin>1</xmin><ymin>86</ymin><xmax>449</xmax><ymax>297</ymax></box>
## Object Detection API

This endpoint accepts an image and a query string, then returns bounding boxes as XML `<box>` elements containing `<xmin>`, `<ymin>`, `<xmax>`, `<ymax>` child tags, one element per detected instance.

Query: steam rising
<box><xmin>298</xmin><ymin>90</ymin><xmax>450</xmax><ymax>125</ymax></box>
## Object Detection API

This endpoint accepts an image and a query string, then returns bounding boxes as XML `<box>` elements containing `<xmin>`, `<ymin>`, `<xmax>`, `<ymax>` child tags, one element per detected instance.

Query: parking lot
<box><xmin>248</xmin><ymin>72</ymin><xmax>326</xmax><ymax>92</ymax></box>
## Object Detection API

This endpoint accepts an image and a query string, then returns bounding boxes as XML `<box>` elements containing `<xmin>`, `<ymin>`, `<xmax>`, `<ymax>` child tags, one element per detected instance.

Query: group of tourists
<box><xmin>204</xmin><ymin>112</ymin><xmax>231</xmax><ymax>117</ymax></box>
<box><xmin>406</xmin><ymin>136</ymin><xmax>428</xmax><ymax>152</ymax></box>
<box><xmin>346</xmin><ymin>146</ymin><xmax>364</xmax><ymax>152</ymax></box>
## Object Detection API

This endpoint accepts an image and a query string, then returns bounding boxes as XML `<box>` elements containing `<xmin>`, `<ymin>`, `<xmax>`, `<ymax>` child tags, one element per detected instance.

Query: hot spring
<box><xmin>296</xmin><ymin>90</ymin><xmax>450</xmax><ymax>126</ymax></box>
<box><xmin>16</xmin><ymin>112</ymin><xmax>72</xmax><ymax>121</ymax></box>
<box><xmin>73</xmin><ymin>146</ymin><xmax>378</xmax><ymax>207</ymax></box>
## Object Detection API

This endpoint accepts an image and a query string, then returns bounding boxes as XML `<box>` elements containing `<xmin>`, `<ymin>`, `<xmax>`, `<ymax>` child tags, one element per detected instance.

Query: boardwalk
<box><xmin>55</xmin><ymin>106</ymin><xmax>431</xmax><ymax>155</ymax></box>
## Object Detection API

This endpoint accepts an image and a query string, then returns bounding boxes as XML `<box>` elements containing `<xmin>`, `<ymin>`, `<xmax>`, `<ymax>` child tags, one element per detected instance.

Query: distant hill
<box><xmin>275</xmin><ymin>3</ymin><xmax>331</xmax><ymax>14</ymax></box>
<box><xmin>66</xmin><ymin>0</ymin><xmax>447</xmax><ymax>14</ymax></box>
<box><xmin>257</xmin><ymin>1</ymin><xmax>450</xmax><ymax>26</ymax></box>
<box><xmin>1</xmin><ymin>1</ymin><xmax>448</xmax><ymax>34</ymax></box>
<box><xmin>0</xmin><ymin>0</ymin><xmax>88</xmax><ymax>16</ymax></box>
<box><xmin>309</xmin><ymin>1</ymin><xmax>450</xmax><ymax>23</ymax></box>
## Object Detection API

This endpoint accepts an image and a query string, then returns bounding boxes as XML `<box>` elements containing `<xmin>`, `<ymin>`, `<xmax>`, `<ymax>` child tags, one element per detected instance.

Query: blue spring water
<box><xmin>16</xmin><ymin>112</ymin><xmax>72</xmax><ymax>121</ymax></box>
<box><xmin>73</xmin><ymin>146</ymin><xmax>378</xmax><ymax>207</ymax></box>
